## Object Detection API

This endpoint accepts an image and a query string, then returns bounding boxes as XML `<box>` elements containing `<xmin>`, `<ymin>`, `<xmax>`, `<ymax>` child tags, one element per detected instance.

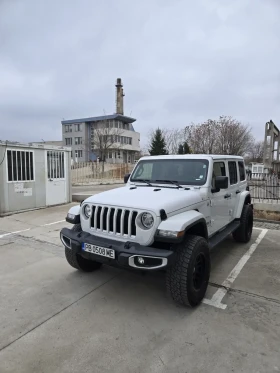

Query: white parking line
<box><xmin>41</xmin><ymin>220</ymin><xmax>65</xmax><ymax>226</ymax></box>
<box><xmin>0</xmin><ymin>229</ymin><xmax>31</xmax><ymax>239</ymax></box>
<box><xmin>203</xmin><ymin>228</ymin><xmax>268</xmax><ymax>310</ymax></box>
<box><xmin>0</xmin><ymin>220</ymin><xmax>66</xmax><ymax>239</ymax></box>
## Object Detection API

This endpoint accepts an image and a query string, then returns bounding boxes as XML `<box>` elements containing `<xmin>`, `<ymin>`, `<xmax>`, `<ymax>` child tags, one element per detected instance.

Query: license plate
<box><xmin>82</xmin><ymin>243</ymin><xmax>115</xmax><ymax>259</ymax></box>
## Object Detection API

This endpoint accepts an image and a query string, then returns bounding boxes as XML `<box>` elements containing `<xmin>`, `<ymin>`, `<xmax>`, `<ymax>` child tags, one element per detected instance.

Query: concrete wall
<box><xmin>253</xmin><ymin>202</ymin><xmax>280</xmax><ymax>212</ymax></box>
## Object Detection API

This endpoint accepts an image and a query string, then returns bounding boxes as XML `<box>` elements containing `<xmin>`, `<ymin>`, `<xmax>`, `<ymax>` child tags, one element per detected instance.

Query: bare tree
<box><xmin>216</xmin><ymin>116</ymin><xmax>253</xmax><ymax>155</ymax></box>
<box><xmin>185</xmin><ymin>120</ymin><xmax>219</xmax><ymax>154</ymax></box>
<box><xmin>185</xmin><ymin>116</ymin><xmax>253</xmax><ymax>156</ymax></box>
<box><xmin>91</xmin><ymin>119</ymin><xmax>124</xmax><ymax>175</ymax></box>
<box><xmin>246</xmin><ymin>140</ymin><xmax>264</xmax><ymax>163</ymax></box>
<box><xmin>162</xmin><ymin>128</ymin><xmax>185</xmax><ymax>154</ymax></box>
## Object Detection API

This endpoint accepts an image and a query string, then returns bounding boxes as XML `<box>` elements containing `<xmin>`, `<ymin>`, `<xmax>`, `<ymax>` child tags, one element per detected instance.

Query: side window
<box><xmin>238</xmin><ymin>161</ymin><xmax>246</xmax><ymax>181</ymax></box>
<box><xmin>212</xmin><ymin>162</ymin><xmax>226</xmax><ymax>188</ymax></box>
<box><xmin>228</xmin><ymin>161</ymin><xmax>238</xmax><ymax>184</ymax></box>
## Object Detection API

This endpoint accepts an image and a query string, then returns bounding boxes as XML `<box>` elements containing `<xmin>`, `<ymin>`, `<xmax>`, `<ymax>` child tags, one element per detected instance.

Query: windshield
<box><xmin>130</xmin><ymin>159</ymin><xmax>209</xmax><ymax>186</ymax></box>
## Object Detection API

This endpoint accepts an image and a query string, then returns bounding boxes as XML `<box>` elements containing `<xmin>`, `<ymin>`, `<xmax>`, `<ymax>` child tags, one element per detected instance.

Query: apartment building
<box><xmin>61</xmin><ymin>79</ymin><xmax>140</xmax><ymax>163</ymax></box>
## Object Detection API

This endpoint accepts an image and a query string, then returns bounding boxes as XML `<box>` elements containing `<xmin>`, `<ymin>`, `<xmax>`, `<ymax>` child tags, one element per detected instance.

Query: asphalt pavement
<box><xmin>0</xmin><ymin>203</ymin><xmax>279</xmax><ymax>373</ymax></box>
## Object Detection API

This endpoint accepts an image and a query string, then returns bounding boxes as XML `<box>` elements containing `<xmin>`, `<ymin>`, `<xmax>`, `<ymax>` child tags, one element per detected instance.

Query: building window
<box><xmin>75</xmin><ymin>137</ymin><xmax>82</xmax><ymax>145</ymax></box>
<box><xmin>47</xmin><ymin>151</ymin><xmax>65</xmax><ymax>179</ymax></box>
<box><xmin>65</xmin><ymin>138</ymin><xmax>72</xmax><ymax>146</ymax></box>
<box><xmin>65</xmin><ymin>125</ymin><xmax>72</xmax><ymax>133</ymax></box>
<box><xmin>228</xmin><ymin>161</ymin><xmax>238</xmax><ymax>184</ymax></box>
<box><xmin>115</xmin><ymin>136</ymin><xmax>132</xmax><ymax>145</ymax></box>
<box><xmin>74</xmin><ymin>124</ymin><xmax>81</xmax><ymax>132</ymax></box>
<box><xmin>75</xmin><ymin>150</ymin><xmax>83</xmax><ymax>158</ymax></box>
<box><xmin>7</xmin><ymin>150</ymin><xmax>34</xmax><ymax>182</ymax></box>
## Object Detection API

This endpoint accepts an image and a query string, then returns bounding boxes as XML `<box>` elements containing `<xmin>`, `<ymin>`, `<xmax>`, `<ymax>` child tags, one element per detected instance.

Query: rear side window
<box><xmin>228</xmin><ymin>161</ymin><xmax>238</xmax><ymax>184</ymax></box>
<box><xmin>238</xmin><ymin>161</ymin><xmax>246</xmax><ymax>181</ymax></box>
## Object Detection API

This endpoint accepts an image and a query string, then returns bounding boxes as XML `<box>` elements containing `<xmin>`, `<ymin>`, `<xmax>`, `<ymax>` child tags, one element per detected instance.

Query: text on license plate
<box><xmin>82</xmin><ymin>243</ymin><xmax>115</xmax><ymax>259</ymax></box>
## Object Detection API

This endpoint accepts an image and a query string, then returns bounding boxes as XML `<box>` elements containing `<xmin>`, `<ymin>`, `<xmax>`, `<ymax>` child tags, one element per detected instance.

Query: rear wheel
<box><xmin>65</xmin><ymin>224</ymin><xmax>103</xmax><ymax>272</ymax></box>
<box><xmin>166</xmin><ymin>235</ymin><xmax>210</xmax><ymax>307</ymax></box>
<box><xmin>232</xmin><ymin>204</ymin><xmax>253</xmax><ymax>243</ymax></box>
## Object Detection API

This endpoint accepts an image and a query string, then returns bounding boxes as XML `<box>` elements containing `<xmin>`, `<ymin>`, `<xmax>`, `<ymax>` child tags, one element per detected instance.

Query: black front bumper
<box><xmin>60</xmin><ymin>227</ymin><xmax>175</xmax><ymax>271</ymax></box>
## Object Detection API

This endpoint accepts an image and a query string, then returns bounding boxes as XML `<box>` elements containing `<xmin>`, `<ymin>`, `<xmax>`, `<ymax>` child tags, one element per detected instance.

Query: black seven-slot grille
<box><xmin>90</xmin><ymin>205</ymin><xmax>138</xmax><ymax>237</ymax></box>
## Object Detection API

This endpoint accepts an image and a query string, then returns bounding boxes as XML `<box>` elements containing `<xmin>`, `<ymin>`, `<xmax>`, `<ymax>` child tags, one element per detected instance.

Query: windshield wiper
<box><xmin>155</xmin><ymin>180</ymin><xmax>189</xmax><ymax>189</ymax></box>
<box><xmin>134</xmin><ymin>179</ymin><xmax>153</xmax><ymax>186</ymax></box>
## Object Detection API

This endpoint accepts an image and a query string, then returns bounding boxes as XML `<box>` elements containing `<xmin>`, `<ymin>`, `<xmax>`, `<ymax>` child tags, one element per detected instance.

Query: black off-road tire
<box><xmin>166</xmin><ymin>235</ymin><xmax>210</xmax><ymax>307</ymax></box>
<box><xmin>232</xmin><ymin>204</ymin><xmax>253</xmax><ymax>243</ymax></box>
<box><xmin>65</xmin><ymin>224</ymin><xmax>103</xmax><ymax>272</ymax></box>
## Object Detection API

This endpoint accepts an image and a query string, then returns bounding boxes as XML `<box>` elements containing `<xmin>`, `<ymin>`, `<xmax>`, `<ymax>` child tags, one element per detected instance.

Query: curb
<box><xmin>72</xmin><ymin>194</ymin><xmax>92</xmax><ymax>202</ymax></box>
<box><xmin>254</xmin><ymin>218</ymin><xmax>280</xmax><ymax>225</ymax></box>
<box><xmin>72</xmin><ymin>182</ymin><xmax>123</xmax><ymax>186</ymax></box>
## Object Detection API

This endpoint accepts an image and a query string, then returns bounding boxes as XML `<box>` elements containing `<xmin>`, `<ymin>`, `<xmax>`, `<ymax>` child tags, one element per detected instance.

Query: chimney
<box><xmin>115</xmin><ymin>78</ymin><xmax>124</xmax><ymax>115</ymax></box>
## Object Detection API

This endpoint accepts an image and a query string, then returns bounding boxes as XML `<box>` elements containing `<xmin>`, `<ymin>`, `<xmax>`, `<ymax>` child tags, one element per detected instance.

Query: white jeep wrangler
<box><xmin>60</xmin><ymin>155</ymin><xmax>253</xmax><ymax>307</ymax></box>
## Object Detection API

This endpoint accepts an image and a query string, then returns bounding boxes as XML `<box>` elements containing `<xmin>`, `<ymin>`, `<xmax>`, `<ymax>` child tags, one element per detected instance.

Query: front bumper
<box><xmin>60</xmin><ymin>227</ymin><xmax>175</xmax><ymax>271</ymax></box>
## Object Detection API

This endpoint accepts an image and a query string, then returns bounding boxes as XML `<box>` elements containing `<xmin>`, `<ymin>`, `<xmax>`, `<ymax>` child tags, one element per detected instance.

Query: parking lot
<box><xmin>0</xmin><ymin>199</ymin><xmax>280</xmax><ymax>372</ymax></box>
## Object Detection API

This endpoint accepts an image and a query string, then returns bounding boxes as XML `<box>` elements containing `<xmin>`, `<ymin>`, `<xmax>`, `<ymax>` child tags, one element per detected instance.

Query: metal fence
<box><xmin>248</xmin><ymin>173</ymin><xmax>280</xmax><ymax>203</ymax></box>
<box><xmin>71</xmin><ymin>162</ymin><xmax>134</xmax><ymax>185</ymax></box>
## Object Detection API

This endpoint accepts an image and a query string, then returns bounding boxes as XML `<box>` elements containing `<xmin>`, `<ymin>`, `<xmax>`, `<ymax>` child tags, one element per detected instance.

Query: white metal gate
<box><xmin>46</xmin><ymin>150</ymin><xmax>67</xmax><ymax>206</ymax></box>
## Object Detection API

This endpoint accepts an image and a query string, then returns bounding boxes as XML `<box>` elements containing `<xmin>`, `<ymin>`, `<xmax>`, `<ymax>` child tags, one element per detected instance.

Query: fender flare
<box><xmin>157</xmin><ymin>210</ymin><xmax>208</xmax><ymax>239</ymax></box>
<box><xmin>235</xmin><ymin>191</ymin><xmax>251</xmax><ymax>219</ymax></box>
<box><xmin>66</xmin><ymin>205</ymin><xmax>81</xmax><ymax>224</ymax></box>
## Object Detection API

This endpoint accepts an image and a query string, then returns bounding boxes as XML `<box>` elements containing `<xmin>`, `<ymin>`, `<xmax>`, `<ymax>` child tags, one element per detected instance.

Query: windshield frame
<box><xmin>130</xmin><ymin>158</ymin><xmax>210</xmax><ymax>186</ymax></box>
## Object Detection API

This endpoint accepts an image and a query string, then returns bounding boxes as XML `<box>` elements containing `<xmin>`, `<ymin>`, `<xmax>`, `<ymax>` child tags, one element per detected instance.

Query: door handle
<box><xmin>224</xmin><ymin>193</ymin><xmax>231</xmax><ymax>199</ymax></box>
<box><xmin>236</xmin><ymin>190</ymin><xmax>241</xmax><ymax>194</ymax></box>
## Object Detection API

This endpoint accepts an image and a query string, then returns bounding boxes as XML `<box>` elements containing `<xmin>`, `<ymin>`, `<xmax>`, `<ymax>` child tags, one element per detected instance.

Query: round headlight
<box><xmin>83</xmin><ymin>204</ymin><xmax>91</xmax><ymax>218</ymax></box>
<box><xmin>141</xmin><ymin>212</ymin><xmax>154</xmax><ymax>229</ymax></box>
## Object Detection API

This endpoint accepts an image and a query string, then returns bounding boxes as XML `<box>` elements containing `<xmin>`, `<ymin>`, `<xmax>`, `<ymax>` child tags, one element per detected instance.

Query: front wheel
<box><xmin>65</xmin><ymin>224</ymin><xmax>103</xmax><ymax>272</ymax></box>
<box><xmin>166</xmin><ymin>235</ymin><xmax>210</xmax><ymax>307</ymax></box>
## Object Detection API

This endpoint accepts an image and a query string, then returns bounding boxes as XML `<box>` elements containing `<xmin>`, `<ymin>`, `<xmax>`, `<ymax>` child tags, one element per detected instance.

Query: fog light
<box><xmin>67</xmin><ymin>213</ymin><xmax>75</xmax><ymax>220</ymax></box>
<box><xmin>138</xmin><ymin>257</ymin><xmax>145</xmax><ymax>264</ymax></box>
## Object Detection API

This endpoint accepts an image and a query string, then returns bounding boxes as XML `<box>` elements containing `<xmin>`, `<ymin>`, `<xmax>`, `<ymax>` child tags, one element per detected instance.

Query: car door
<box><xmin>210</xmin><ymin>161</ymin><xmax>231</xmax><ymax>234</ymax></box>
<box><xmin>227</xmin><ymin>160</ymin><xmax>239</xmax><ymax>222</ymax></box>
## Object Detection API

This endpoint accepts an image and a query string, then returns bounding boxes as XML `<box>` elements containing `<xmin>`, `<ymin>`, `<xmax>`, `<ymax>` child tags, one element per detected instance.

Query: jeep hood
<box><xmin>84</xmin><ymin>186</ymin><xmax>203</xmax><ymax>215</ymax></box>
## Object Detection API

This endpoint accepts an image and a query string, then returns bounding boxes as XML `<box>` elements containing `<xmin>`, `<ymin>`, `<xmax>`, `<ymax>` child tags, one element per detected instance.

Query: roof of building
<box><xmin>32</xmin><ymin>141</ymin><xmax>63</xmax><ymax>146</ymax></box>
<box><xmin>0</xmin><ymin>140</ymin><xmax>70</xmax><ymax>151</ymax></box>
<box><xmin>61</xmin><ymin>114</ymin><xmax>136</xmax><ymax>125</ymax></box>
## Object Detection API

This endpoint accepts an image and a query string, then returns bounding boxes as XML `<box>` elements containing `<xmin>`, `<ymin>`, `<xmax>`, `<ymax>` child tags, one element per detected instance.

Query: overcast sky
<box><xmin>0</xmin><ymin>0</ymin><xmax>279</xmax><ymax>148</ymax></box>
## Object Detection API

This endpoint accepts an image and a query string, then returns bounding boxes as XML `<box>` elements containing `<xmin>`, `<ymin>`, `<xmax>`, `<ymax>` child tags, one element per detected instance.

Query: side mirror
<box><xmin>215</xmin><ymin>176</ymin><xmax>228</xmax><ymax>189</ymax></box>
<box><xmin>124</xmin><ymin>173</ymin><xmax>131</xmax><ymax>184</ymax></box>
